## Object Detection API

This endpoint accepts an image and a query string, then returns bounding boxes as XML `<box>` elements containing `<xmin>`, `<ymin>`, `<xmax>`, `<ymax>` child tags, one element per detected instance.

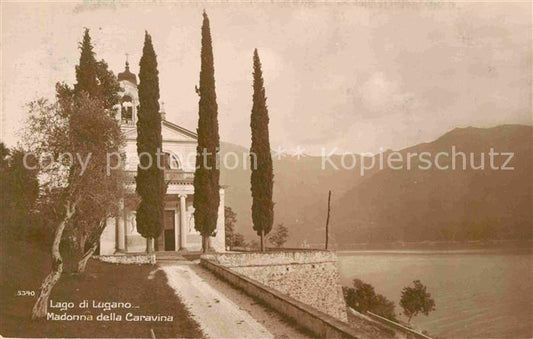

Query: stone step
<box><xmin>155</xmin><ymin>252</ymin><xmax>187</xmax><ymax>262</ymax></box>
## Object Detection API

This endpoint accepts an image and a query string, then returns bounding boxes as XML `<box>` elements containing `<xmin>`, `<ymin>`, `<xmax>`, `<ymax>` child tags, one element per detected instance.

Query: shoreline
<box><xmin>333</xmin><ymin>239</ymin><xmax>532</xmax><ymax>253</ymax></box>
<box><xmin>337</xmin><ymin>247</ymin><xmax>532</xmax><ymax>255</ymax></box>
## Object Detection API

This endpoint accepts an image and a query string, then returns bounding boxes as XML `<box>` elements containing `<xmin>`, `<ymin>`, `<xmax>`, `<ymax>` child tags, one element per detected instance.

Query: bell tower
<box><xmin>116</xmin><ymin>55</ymin><xmax>139</xmax><ymax>128</ymax></box>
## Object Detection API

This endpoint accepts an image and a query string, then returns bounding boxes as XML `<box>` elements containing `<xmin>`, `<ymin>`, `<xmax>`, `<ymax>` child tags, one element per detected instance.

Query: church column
<box><xmin>123</xmin><ymin>205</ymin><xmax>128</xmax><ymax>252</ymax></box>
<box><xmin>116</xmin><ymin>198</ymin><xmax>125</xmax><ymax>252</ymax></box>
<box><xmin>179</xmin><ymin>194</ymin><xmax>187</xmax><ymax>250</ymax></box>
<box><xmin>174</xmin><ymin>204</ymin><xmax>179</xmax><ymax>251</ymax></box>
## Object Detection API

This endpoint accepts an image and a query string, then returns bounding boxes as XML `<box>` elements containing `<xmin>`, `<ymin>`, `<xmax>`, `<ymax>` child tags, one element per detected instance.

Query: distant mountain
<box><xmin>221</xmin><ymin>125</ymin><xmax>533</xmax><ymax>247</ymax></box>
<box><xmin>332</xmin><ymin>125</ymin><xmax>532</xmax><ymax>246</ymax></box>
<box><xmin>220</xmin><ymin>142</ymin><xmax>367</xmax><ymax>242</ymax></box>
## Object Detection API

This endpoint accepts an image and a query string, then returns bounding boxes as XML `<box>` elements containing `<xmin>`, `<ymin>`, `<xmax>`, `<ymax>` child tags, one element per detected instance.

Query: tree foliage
<box><xmin>193</xmin><ymin>12</ymin><xmax>221</xmax><ymax>253</ymax></box>
<box><xmin>96</xmin><ymin>59</ymin><xmax>122</xmax><ymax>111</ymax></box>
<box><xmin>250</xmin><ymin>49</ymin><xmax>274</xmax><ymax>251</ymax></box>
<box><xmin>343</xmin><ymin>279</ymin><xmax>397</xmax><ymax>321</ymax></box>
<box><xmin>268</xmin><ymin>223</ymin><xmax>288</xmax><ymax>248</ymax></box>
<box><xmin>0</xmin><ymin>144</ymin><xmax>39</xmax><ymax>241</ymax></box>
<box><xmin>249</xmin><ymin>240</ymin><xmax>260</xmax><ymax>250</ymax></box>
<box><xmin>224</xmin><ymin>206</ymin><xmax>246</xmax><ymax>248</ymax></box>
<box><xmin>400</xmin><ymin>280</ymin><xmax>436</xmax><ymax>322</ymax></box>
<box><xmin>232</xmin><ymin>233</ymin><xmax>247</xmax><ymax>248</ymax></box>
<box><xmin>136</xmin><ymin>31</ymin><xmax>166</xmax><ymax>252</ymax></box>
<box><xmin>25</xmin><ymin>93</ymin><xmax>125</xmax><ymax>318</ymax></box>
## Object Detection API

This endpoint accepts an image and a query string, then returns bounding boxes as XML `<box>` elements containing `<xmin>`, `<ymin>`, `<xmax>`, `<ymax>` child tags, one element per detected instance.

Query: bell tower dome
<box><xmin>116</xmin><ymin>55</ymin><xmax>139</xmax><ymax>128</ymax></box>
<box><xmin>118</xmin><ymin>59</ymin><xmax>137</xmax><ymax>85</ymax></box>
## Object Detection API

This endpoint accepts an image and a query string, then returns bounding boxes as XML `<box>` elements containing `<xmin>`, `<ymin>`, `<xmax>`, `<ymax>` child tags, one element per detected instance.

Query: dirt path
<box><xmin>160</xmin><ymin>260</ymin><xmax>310</xmax><ymax>339</ymax></box>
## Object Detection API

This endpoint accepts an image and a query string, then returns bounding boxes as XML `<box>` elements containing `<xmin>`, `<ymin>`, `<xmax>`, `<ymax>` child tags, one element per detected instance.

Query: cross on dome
<box><xmin>118</xmin><ymin>53</ymin><xmax>137</xmax><ymax>85</ymax></box>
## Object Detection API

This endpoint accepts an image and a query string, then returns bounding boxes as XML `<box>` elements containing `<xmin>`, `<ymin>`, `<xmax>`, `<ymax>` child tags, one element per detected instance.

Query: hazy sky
<box><xmin>1</xmin><ymin>1</ymin><xmax>531</xmax><ymax>154</ymax></box>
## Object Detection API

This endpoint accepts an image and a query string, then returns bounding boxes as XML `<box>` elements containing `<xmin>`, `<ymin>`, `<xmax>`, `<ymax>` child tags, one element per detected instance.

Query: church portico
<box><xmin>106</xmin><ymin>190</ymin><xmax>203</xmax><ymax>254</ymax></box>
<box><xmin>155</xmin><ymin>192</ymin><xmax>199</xmax><ymax>252</ymax></box>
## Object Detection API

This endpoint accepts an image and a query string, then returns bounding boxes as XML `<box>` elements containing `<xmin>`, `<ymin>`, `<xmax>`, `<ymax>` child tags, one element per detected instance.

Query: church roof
<box><xmin>117</xmin><ymin>61</ymin><xmax>137</xmax><ymax>85</ymax></box>
<box><xmin>162</xmin><ymin>119</ymin><xmax>198</xmax><ymax>139</ymax></box>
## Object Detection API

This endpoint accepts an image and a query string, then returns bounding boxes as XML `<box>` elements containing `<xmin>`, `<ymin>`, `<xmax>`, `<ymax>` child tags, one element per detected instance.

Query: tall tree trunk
<box><xmin>260</xmin><ymin>230</ymin><xmax>265</xmax><ymax>252</ymax></box>
<box><xmin>202</xmin><ymin>235</ymin><xmax>208</xmax><ymax>254</ymax></box>
<box><xmin>146</xmin><ymin>237</ymin><xmax>154</xmax><ymax>253</ymax></box>
<box><xmin>75</xmin><ymin>219</ymin><xmax>106</xmax><ymax>273</ymax></box>
<box><xmin>76</xmin><ymin>243</ymin><xmax>97</xmax><ymax>273</ymax></box>
<box><xmin>32</xmin><ymin>200</ymin><xmax>76</xmax><ymax>320</ymax></box>
<box><xmin>78</xmin><ymin>231</ymin><xmax>86</xmax><ymax>260</ymax></box>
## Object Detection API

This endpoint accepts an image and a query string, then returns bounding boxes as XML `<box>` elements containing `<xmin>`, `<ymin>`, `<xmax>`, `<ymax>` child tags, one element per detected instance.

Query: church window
<box><xmin>121</xmin><ymin>95</ymin><xmax>133</xmax><ymax>122</ymax></box>
<box><xmin>163</xmin><ymin>152</ymin><xmax>181</xmax><ymax>170</ymax></box>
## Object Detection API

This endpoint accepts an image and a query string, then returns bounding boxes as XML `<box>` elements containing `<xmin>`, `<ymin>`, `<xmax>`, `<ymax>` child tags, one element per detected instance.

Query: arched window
<box><xmin>121</xmin><ymin>95</ymin><xmax>133</xmax><ymax>121</ymax></box>
<box><xmin>163</xmin><ymin>152</ymin><xmax>181</xmax><ymax>170</ymax></box>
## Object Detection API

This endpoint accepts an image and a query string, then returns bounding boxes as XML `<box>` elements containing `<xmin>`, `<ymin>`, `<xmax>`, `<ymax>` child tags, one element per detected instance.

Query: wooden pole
<box><xmin>325</xmin><ymin>190</ymin><xmax>331</xmax><ymax>250</ymax></box>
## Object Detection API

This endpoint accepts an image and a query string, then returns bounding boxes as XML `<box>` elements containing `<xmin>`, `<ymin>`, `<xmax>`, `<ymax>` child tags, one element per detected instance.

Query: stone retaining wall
<box><xmin>201</xmin><ymin>258</ymin><xmax>361</xmax><ymax>338</ymax></box>
<box><xmin>204</xmin><ymin>250</ymin><xmax>347</xmax><ymax>322</ymax></box>
<box><xmin>95</xmin><ymin>254</ymin><xmax>156</xmax><ymax>265</ymax></box>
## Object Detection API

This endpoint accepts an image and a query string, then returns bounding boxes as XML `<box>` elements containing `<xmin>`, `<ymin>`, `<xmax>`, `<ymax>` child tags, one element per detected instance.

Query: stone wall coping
<box><xmin>232</xmin><ymin>247</ymin><xmax>331</xmax><ymax>252</ymax></box>
<box><xmin>201</xmin><ymin>257</ymin><xmax>362</xmax><ymax>338</ymax></box>
<box><xmin>219</xmin><ymin>260</ymin><xmax>338</xmax><ymax>268</ymax></box>
<box><xmin>205</xmin><ymin>250</ymin><xmax>339</xmax><ymax>267</ymax></box>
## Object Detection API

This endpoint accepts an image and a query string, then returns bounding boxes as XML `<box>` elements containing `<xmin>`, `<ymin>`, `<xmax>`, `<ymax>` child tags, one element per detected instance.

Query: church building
<box><xmin>99</xmin><ymin>61</ymin><xmax>226</xmax><ymax>254</ymax></box>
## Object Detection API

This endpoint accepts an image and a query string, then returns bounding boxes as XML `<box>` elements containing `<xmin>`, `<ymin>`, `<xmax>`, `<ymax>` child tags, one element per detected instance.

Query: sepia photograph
<box><xmin>0</xmin><ymin>1</ymin><xmax>531</xmax><ymax>338</ymax></box>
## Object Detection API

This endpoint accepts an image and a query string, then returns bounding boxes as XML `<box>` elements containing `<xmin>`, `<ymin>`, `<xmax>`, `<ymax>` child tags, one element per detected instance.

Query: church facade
<box><xmin>99</xmin><ymin>62</ymin><xmax>226</xmax><ymax>254</ymax></box>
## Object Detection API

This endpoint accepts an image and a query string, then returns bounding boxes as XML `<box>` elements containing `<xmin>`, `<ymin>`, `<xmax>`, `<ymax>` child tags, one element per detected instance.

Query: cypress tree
<box><xmin>71</xmin><ymin>29</ymin><xmax>120</xmax><ymax>111</ymax></box>
<box><xmin>193</xmin><ymin>11</ymin><xmax>221</xmax><ymax>253</ymax></box>
<box><xmin>59</xmin><ymin>29</ymin><xmax>123</xmax><ymax>271</ymax></box>
<box><xmin>250</xmin><ymin>49</ymin><xmax>274</xmax><ymax>251</ymax></box>
<box><xmin>136</xmin><ymin>31</ymin><xmax>165</xmax><ymax>253</ymax></box>
<box><xmin>74</xmin><ymin>28</ymin><xmax>99</xmax><ymax>98</ymax></box>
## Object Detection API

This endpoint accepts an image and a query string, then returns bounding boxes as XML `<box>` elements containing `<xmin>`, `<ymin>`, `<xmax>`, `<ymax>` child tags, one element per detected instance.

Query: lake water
<box><xmin>337</xmin><ymin>249</ymin><xmax>532</xmax><ymax>338</ymax></box>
